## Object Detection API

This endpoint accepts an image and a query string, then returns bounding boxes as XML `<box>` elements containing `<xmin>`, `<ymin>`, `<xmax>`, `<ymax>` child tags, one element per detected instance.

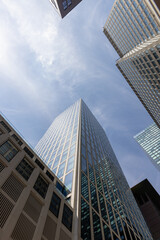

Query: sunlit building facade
<box><xmin>103</xmin><ymin>0</ymin><xmax>160</xmax><ymax>128</ymax></box>
<box><xmin>134</xmin><ymin>123</ymin><xmax>160</xmax><ymax>171</ymax></box>
<box><xmin>49</xmin><ymin>0</ymin><xmax>82</xmax><ymax>18</ymax></box>
<box><xmin>36</xmin><ymin>99</ymin><xmax>152</xmax><ymax>240</ymax></box>
<box><xmin>0</xmin><ymin>114</ymin><xmax>74</xmax><ymax>240</ymax></box>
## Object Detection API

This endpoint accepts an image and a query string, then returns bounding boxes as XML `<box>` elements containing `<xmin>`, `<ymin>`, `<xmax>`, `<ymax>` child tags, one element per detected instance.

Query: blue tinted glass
<box><xmin>64</xmin><ymin>171</ymin><xmax>73</xmax><ymax>191</ymax></box>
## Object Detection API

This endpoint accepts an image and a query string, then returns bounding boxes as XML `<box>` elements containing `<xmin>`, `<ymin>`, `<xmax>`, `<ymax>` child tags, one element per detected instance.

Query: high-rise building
<box><xmin>131</xmin><ymin>179</ymin><xmax>160</xmax><ymax>240</ymax></box>
<box><xmin>134</xmin><ymin>123</ymin><xmax>160</xmax><ymax>171</ymax></box>
<box><xmin>49</xmin><ymin>0</ymin><xmax>82</xmax><ymax>18</ymax></box>
<box><xmin>35</xmin><ymin>99</ymin><xmax>152</xmax><ymax>239</ymax></box>
<box><xmin>103</xmin><ymin>0</ymin><xmax>160</xmax><ymax>128</ymax></box>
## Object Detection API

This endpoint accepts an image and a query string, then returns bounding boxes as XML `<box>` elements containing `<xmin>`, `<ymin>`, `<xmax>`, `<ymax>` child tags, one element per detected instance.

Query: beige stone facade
<box><xmin>0</xmin><ymin>114</ymin><xmax>74</xmax><ymax>240</ymax></box>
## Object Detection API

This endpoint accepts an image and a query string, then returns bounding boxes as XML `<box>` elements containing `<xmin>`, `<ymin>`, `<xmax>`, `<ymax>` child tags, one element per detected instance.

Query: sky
<box><xmin>0</xmin><ymin>0</ymin><xmax>159</xmax><ymax>193</ymax></box>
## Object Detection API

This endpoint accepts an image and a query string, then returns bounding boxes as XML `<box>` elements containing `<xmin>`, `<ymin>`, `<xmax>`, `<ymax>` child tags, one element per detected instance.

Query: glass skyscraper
<box><xmin>134</xmin><ymin>123</ymin><xmax>160</xmax><ymax>171</ymax></box>
<box><xmin>36</xmin><ymin>99</ymin><xmax>152</xmax><ymax>240</ymax></box>
<box><xmin>103</xmin><ymin>0</ymin><xmax>160</xmax><ymax>128</ymax></box>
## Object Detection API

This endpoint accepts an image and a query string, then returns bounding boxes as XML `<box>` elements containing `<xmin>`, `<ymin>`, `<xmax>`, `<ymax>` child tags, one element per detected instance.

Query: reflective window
<box><xmin>16</xmin><ymin>158</ymin><xmax>34</xmax><ymax>181</ymax></box>
<box><xmin>57</xmin><ymin>162</ymin><xmax>66</xmax><ymax>178</ymax></box>
<box><xmin>0</xmin><ymin>141</ymin><xmax>18</xmax><ymax>162</ymax></box>
<box><xmin>81</xmin><ymin>198</ymin><xmax>91</xmax><ymax>240</ymax></box>
<box><xmin>64</xmin><ymin>171</ymin><xmax>73</xmax><ymax>191</ymax></box>
<box><xmin>81</xmin><ymin>172</ymin><xmax>89</xmax><ymax>201</ymax></box>
<box><xmin>103</xmin><ymin>222</ymin><xmax>112</xmax><ymax>240</ymax></box>
<box><xmin>49</xmin><ymin>192</ymin><xmax>61</xmax><ymax>217</ymax></box>
<box><xmin>66</xmin><ymin>156</ymin><xmax>74</xmax><ymax>172</ymax></box>
<box><xmin>81</xmin><ymin>156</ymin><xmax>87</xmax><ymax>173</ymax></box>
<box><xmin>0</xmin><ymin>121</ymin><xmax>11</xmax><ymax>132</ymax></box>
<box><xmin>90</xmin><ymin>182</ymin><xmax>99</xmax><ymax>213</ymax></box>
<box><xmin>98</xmin><ymin>192</ymin><xmax>108</xmax><ymax>224</ymax></box>
<box><xmin>62</xmin><ymin>204</ymin><xmax>73</xmax><ymax>231</ymax></box>
<box><xmin>92</xmin><ymin>210</ymin><xmax>102</xmax><ymax>240</ymax></box>
<box><xmin>56</xmin><ymin>181</ymin><xmax>69</xmax><ymax>197</ymax></box>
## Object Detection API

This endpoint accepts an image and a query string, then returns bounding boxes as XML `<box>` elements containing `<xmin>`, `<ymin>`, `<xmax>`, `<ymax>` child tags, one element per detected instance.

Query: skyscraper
<box><xmin>49</xmin><ymin>0</ymin><xmax>82</xmax><ymax>18</ymax></box>
<box><xmin>103</xmin><ymin>0</ymin><xmax>160</xmax><ymax>128</ymax></box>
<box><xmin>36</xmin><ymin>99</ymin><xmax>152</xmax><ymax>239</ymax></box>
<box><xmin>131</xmin><ymin>179</ymin><xmax>160</xmax><ymax>240</ymax></box>
<box><xmin>134</xmin><ymin>123</ymin><xmax>160</xmax><ymax>171</ymax></box>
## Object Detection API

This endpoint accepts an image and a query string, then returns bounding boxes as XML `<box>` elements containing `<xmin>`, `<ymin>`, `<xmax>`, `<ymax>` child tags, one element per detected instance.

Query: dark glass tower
<box><xmin>35</xmin><ymin>99</ymin><xmax>152</xmax><ymax>239</ymax></box>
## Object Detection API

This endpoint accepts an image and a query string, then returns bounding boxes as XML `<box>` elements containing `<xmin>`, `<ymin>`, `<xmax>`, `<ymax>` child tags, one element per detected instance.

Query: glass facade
<box><xmin>134</xmin><ymin>123</ymin><xmax>160</xmax><ymax>171</ymax></box>
<box><xmin>103</xmin><ymin>0</ymin><xmax>160</xmax><ymax>128</ymax></box>
<box><xmin>36</xmin><ymin>99</ymin><xmax>152</xmax><ymax>239</ymax></box>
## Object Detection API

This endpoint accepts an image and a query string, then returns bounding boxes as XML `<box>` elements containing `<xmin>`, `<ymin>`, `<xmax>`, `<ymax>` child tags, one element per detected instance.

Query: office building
<box><xmin>131</xmin><ymin>179</ymin><xmax>160</xmax><ymax>240</ymax></box>
<box><xmin>0</xmin><ymin>114</ymin><xmax>74</xmax><ymax>240</ymax></box>
<box><xmin>103</xmin><ymin>0</ymin><xmax>160</xmax><ymax>128</ymax></box>
<box><xmin>50</xmin><ymin>0</ymin><xmax>82</xmax><ymax>18</ymax></box>
<box><xmin>35</xmin><ymin>99</ymin><xmax>152</xmax><ymax>239</ymax></box>
<box><xmin>134</xmin><ymin>123</ymin><xmax>160</xmax><ymax>171</ymax></box>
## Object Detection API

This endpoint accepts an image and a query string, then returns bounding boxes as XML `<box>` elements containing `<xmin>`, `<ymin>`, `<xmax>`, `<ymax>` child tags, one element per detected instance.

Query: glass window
<box><xmin>81</xmin><ymin>172</ymin><xmax>89</xmax><ymax>201</ymax></box>
<box><xmin>92</xmin><ymin>210</ymin><xmax>102</xmax><ymax>240</ymax></box>
<box><xmin>56</xmin><ymin>181</ymin><xmax>69</xmax><ymax>197</ymax></box>
<box><xmin>81</xmin><ymin>198</ymin><xmax>91</xmax><ymax>240</ymax></box>
<box><xmin>35</xmin><ymin>158</ymin><xmax>44</xmax><ymax>170</ymax></box>
<box><xmin>57</xmin><ymin>162</ymin><xmax>65</xmax><ymax>178</ymax></box>
<box><xmin>0</xmin><ymin>121</ymin><xmax>11</xmax><ymax>132</ymax></box>
<box><xmin>103</xmin><ymin>222</ymin><xmax>112</xmax><ymax>240</ymax></box>
<box><xmin>98</xmin><ymin>192</ymin><xmax>108</xmax><ymax>224</ymax></box>
<box><xmin>64</xmin><ymin>171</ymin><xmax>73</xmax><ymax>191</ymax></box>
<box><xmin>90</xmin><ymin>182</ymin><xmax>99</xmax><ymax>213</ymax></box>
<box><xmin>53</xmin><ymin>155</ymin><xmax>60</xmax><ymax>168</ymax></box>
<box><xmin>33</xmin><ymin>175</ymin><xmax>49</xmax><ymax>199</ymax></box>
<box><xmin>61</xmin><ymin>150</ymin><xmax>68</xmax><ymax>163</ymax></box>
<box><xmin>0</xmin><ymin>141</ymin><xmax>18</xmax><ymax>162</ymax></box>
<box><xmin>16</xmin><ymin>158</ymin><xmax>34</xmax><ymax>181</ymax></box>
<box><xmin>66</xmin><ymin>156</ymin><xmax>74</xmax><ymax>172</ymax></box>
<box><xmin>12</xmin><ymin>134</ymin><xmax>23</xmax><ymax>146</ymax></box>
<box><xmin>49</xmin><ymin>192</ymin><xmax>61</xmax><ymax>217</ymax></box>
<box><xmin>62</xmin><ymin>204</ymin><xmax>73</xmax><ymax>232</ymax></box>
<box><xmin>24</xmin><ymin>146</ymin><xmax>34</xmax><ymax>159</ymax></box>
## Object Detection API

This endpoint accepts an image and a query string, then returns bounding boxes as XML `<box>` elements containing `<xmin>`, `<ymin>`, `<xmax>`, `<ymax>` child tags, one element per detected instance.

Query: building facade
<box><xmin>134</xmin><ymin>123</ymin><xmax>160</xmax><ymax>171</ymax></box>
<box><xmin>0</xmin><ymin>114</ymin><xmax>75</xmax><ymax>240</ymax></box>
<box><xmin>35</xmin><ymin>99</ymin><xmax>152</xmax><ymax>240</ymax></box>
<box><xmin>131</xmin><ymin>179</ymin><xmax>160</xmax><ymax>240</ymax></box>
<box><xmin>50</xmin><ymin>0</ymin><xmax>82</xmax><ymax>18</ymax></box>
<box><xmin>103</xmin><ymin>0</ymin><xmax>160</xmax><ymax>128</ymax></box>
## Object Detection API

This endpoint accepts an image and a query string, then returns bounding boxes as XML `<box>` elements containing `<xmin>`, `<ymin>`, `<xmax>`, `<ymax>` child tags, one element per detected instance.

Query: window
<box><xmin>12</xmin><ymin>134</ymin><xmax>23</xmax><ymax>146</ymax></box>
<box><xmin>16</xmin><ymin>158</ymin><xmax>34</xmax><ymax>181</ymax></box>
<box><xmin>0</xmin><ymin>129</ymin><xmax>3</xmax><ymax>135</ymax></box>
<box><xmin>0</xmin><ymin>121</ymin><xmax>11</xmax><ymax>132</ymax></box>
<box><xmin>64</xmin><ymin>171</ymin><xmax>73</xmax><ymax>191</ymax></box>
<box><xmin>46</xmin><ymin>170</ymin><xmax>54</xmax><ymax>181</ymax></box>
<box><xmin>0</xmin><ymin>141</ymin><xmax>18</xmax><ymax>162</ymax></box>
<box><xmin>34</xmin><ymin>175</ymin><xmax>49</xmax><ymax>199</ymax></box>
<box><xmin>62</xmin><ymin>204</ymin><xmax>73</xmax><ymax>231</ymax></box>
<box><xmin>24</xmin><ymin>147</ymin><xmax>34</xmax><ymax>159</ymax></box>
<box><xmin>49</xmin><ymin>192</ymin><xmax>61</xmax><ymax>217</ymax></box>
<box><xmin>56</xmin><ymin>181</ymin><xmax>70</xmax><ymax>197</ymax></box>
<box><xmin>35</xmin><ymin>158</ymin><xmax>44</xmax><ymax>170</ymax></box>
<box><xmin>68</xmin><ymin>0</ymin><xmax>71</xmax><ymax>6</ymax></box>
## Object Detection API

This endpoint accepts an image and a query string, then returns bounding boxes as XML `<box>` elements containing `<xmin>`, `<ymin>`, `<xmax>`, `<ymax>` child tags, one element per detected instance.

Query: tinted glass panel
<box><xmin>81</xmin><ymin>198</ymin><xmax>91</xmax><ymax>240</ymax></box>
<box><xmin>62</xmin><ymin>204</ymin><xmax>73</xmax><ymax>232</ymax></box>
<box><xmin>34</xmin><ymin>175</ymin><xmax>49</xmax><ymax>199</ymax></box>
<box><xmin>49</xmin><ymin>192</ymin><xmax>61</xmax><ymax>217</ymax></box>
<box><xmin>92</xmin><ymin>210</ymin><xmax>102</xmax><ymax>240</ymax></box>
<box><xmin>16</xmin><ymin>158</ymin><xmax>34</xmax><ymax>180</ymax></box>
<box><xmin>0</xmin><ymin>141</ymin><xmax>18</xmax><ymax>162</ymax></box>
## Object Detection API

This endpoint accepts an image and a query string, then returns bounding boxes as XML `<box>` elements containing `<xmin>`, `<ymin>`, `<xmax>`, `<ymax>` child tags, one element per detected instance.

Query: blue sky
<box><xmin>0</xmin><ymin>0</ymin><xmax>159</xmax><ymax>193</ymax></box>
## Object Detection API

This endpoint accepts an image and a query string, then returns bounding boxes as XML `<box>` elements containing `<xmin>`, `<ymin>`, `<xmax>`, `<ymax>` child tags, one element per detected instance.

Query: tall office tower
<box><xmin>134</xmin><ymin>123</ymin><xmax>160</xmax><ymax>171</ymax></box>
<box><xmin>50</xmin><ymin>0</ymin><xmax>82</xmax><ymax>18</ymax></box>
<box><xmin>103</xmin><ymin>0</ymin><xmax>160</xmax><ymax>128</ymax></box>
<box><xmin>131</xmin><ymin>179</ymin><xmax>160</xmax><ymax>240</ymax></box>
<box><xmin>36</xmin><ymin>99</ymin><xmax>152</xmax><ymax>240</ymax></box>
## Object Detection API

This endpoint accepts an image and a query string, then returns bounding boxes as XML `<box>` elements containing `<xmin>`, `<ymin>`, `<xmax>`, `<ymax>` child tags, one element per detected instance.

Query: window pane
<box><xmin>34</xmin><ymin>175</ymin><xmax>49</xmax><ymax>199</ymax></box>
<box><xmin>16</xmin><ymin>158</ymin><xmax>34</xmax><ymax>181</ymax></box>
<box><xmin>62</xmin><ymin>204</ymin><xmax>73</xmax><ymax>232</ymax></box>
<box><xmin>0</xmin><ymin>141</ymin><xmax>18</xmax><ymax>162</ymax></box>
<box><xmin>49</xmin><ymin>192</ymin><xmax>61</xmax><ymax>217</ymax></box>
<box><xmin>64</xmin><ymin>171</ymin><xmax>73</xmax><ymax>191</ymax></box>
<box><xmin>81</xmin><ymin>198</ymin><xmax>91</xmax><ymax>240</ymax></box>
